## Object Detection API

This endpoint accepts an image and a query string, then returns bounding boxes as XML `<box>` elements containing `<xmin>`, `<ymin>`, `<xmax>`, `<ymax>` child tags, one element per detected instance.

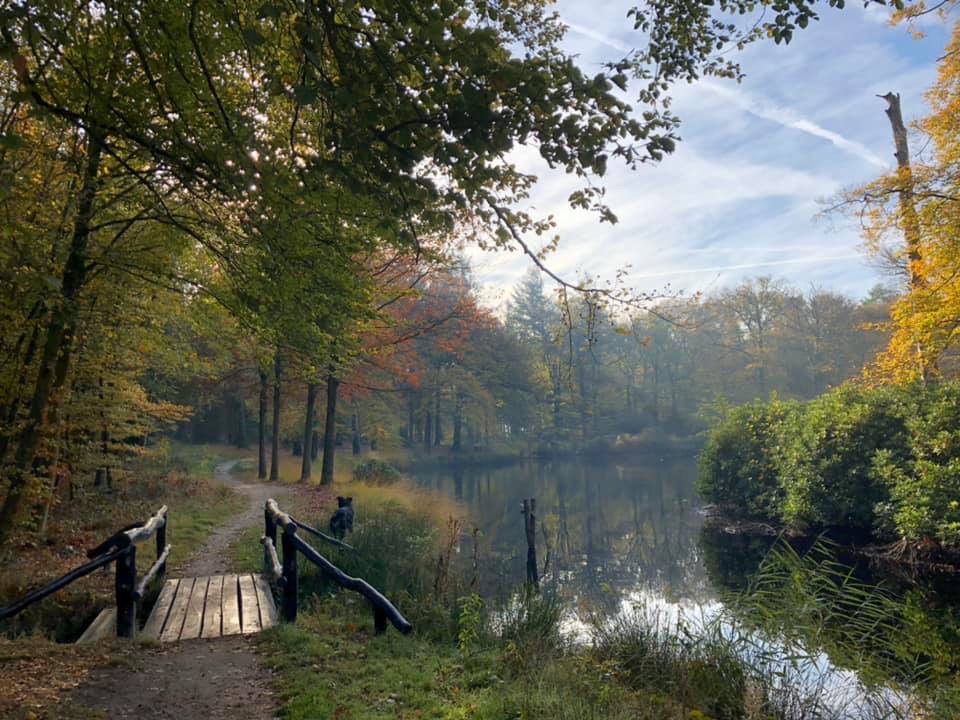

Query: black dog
<box><xmin>329</xmin><ymin>496</ymin><xmax>354</xmax><ymax>539</ymax></box>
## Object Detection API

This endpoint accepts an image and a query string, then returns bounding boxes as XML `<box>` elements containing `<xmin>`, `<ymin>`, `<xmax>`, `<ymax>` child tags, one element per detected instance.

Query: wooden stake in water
<box><xmin>521</xmin><ymin>499</ymin><xmax>539</xmax><ymax>591</ymax></box>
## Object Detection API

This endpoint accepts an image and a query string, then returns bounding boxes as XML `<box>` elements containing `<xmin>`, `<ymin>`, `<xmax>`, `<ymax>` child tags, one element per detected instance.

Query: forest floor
<box><xmin>34</xmin><ymin>459</ymin><xmax>318</xmax><ymax>720</ymax></box>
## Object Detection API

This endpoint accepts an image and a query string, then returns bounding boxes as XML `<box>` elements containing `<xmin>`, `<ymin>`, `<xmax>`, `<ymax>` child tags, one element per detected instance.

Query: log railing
<box><xmin>263</xmin><ymin>498</ymin><xmax>412</xmax><ymax>635</ymax></box>
<box><xmin>0</xmin><ymin>505</ymin><xmax>170</xmax><ymax>639</ymax></box>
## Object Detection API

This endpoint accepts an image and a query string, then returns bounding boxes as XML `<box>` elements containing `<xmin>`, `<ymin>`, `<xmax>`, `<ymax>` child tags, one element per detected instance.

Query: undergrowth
<box><xmin>0</xmin><ymin>443</ymin><xmax>246</xmax><ymax>641</ymax></box>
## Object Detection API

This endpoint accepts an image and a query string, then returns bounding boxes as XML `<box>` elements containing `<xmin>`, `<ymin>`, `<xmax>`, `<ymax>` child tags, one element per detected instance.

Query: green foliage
<box><xmin>352</xmin><ymin>459</ymin><xmax>402</xmax><ymax>486</ymax></box>
<box><xmin>778</xmin><ymin>384</ymin><xmax>910</xmax><ymax>530</ymax></box>
<box><xmin>456</xmin><ymin>593</ymin><xmax>485</xmax><ymax>655</ymax></box>
<box><xmin>308</xmin><ymin>502</ymin><xmax>439</xmax><ymax>614</ymax></box>
<box><xmin>697</xmin><ymin>396</ymin><xmax>798</xmax><ymax>520</ymax></box>
<box><xmin>699</xmin><ymin>381</ymin><xmax>960</xmax><ymax>546</ymax></box>
<box><xmin>874</xmin><ymin>383</ymin><xmax>960</xmax><ymax>544</ymax></box>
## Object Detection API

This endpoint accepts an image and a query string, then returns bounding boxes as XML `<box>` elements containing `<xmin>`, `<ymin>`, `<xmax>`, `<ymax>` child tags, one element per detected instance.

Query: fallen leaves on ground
<box><xmin>0</xmin><ymin>636</ymin><xmax>137</xmax><ymax>719</ymax></box>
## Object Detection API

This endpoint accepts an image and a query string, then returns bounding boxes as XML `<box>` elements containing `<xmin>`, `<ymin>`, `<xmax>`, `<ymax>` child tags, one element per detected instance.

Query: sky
<box><xmin>466</xmin><ymin>1</ymin><xmax>951</xmax><ymax>311</ymax></box>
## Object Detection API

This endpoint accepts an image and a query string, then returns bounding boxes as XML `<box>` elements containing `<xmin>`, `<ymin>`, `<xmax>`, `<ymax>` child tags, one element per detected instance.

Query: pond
<box><xmin>413</xmin><ymin>454</ymin><xmax>960</xmax><ymax>718</ymax></box>
<box><xmin>414</xmin><ymin>454</ymin><xmax>708</xmax><ymax>609</ymax></box>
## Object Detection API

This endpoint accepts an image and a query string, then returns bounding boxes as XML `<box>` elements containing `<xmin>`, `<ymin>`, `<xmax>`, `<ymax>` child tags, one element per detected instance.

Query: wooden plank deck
<box><xmin>141</xmin><ymin>574</ymin><xmax>277</xmax><ymax>643</ymax></box>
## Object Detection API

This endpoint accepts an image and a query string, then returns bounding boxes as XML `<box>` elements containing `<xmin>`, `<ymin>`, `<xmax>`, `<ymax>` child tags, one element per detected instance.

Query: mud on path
<box><xmin>59</xmin><ymin>461</ymin><xmax>295</xmax><ymax>720</ymax></box>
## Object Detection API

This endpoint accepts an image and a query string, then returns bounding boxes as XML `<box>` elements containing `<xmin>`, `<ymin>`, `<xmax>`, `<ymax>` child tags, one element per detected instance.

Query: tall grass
<box><xmin>728</xmin><ymin>538</ymin><xmax>960</xmax><ymax>719</ymax></box>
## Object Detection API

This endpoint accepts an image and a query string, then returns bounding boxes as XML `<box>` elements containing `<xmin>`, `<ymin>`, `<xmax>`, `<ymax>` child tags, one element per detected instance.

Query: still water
<box><xmin>415</xmin><ymin>454</ymin><xmax>714</xmax><ymax>608</ymax></box>
<box><xmin>413</xmin><ymin>454</ymin><xmax>960</xmax><ymax>717</ymax></box>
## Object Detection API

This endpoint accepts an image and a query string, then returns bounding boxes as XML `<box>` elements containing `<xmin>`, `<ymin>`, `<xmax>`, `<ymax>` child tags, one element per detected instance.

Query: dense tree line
<box><xmin>185</xmin><ymin>269</ymin><xmax>891</xmax><ymax>461</ymax></box>
<box><xmin>0</xmin><ymin>0</ymin><xmax>911</xmax><ymax>544</ymax></box>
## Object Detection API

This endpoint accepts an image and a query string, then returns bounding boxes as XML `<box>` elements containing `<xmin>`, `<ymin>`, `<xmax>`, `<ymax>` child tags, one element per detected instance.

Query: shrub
<box><xmin>497</xmin><ymin>589</ymin><xmax>565</xmax><ymax>672</ymax></box>
<box><xmin>778</xmin><ymin>384</ymin><xmax>910</xmax><ymax>532</ymax></box>
<box><xmin>700</xmin><ymin>381</ymin><xmax>960</xmax><ymax>547</ymax></box>
<box><xmin>697</xmin><ymin>397</ymin><xmax>798</xmax><ymax>520</ymax></box>
<box><xmin>875</xmin><ymin>383</ymin><xmax>960</xmax><ymax>546</ymax></box>
<box><xmin>309</xmin><ymin>501</ymin><xmax>437</xmax><ymax>602</ymax></box>
<box><xmin>592</xmin><ymin>605</ymin><xmax>747</xmax><ymax>719</ymax></box>
<box><xmin>351</xmin><ymin>458</ymin><xmax>402</xmax><ymax>485</ymax></box>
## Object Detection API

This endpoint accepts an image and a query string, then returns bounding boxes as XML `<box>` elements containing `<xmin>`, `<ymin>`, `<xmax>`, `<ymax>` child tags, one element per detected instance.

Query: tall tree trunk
<box><xmin>406</xmin><ymin>393</ymin><xmax>415</xmax><ymax>445</ymax></box>
<box><xmin>351</xmin><ymin>411</ymin><xmax>361</xmax><ymax>456</ymax></box>
<box><xmin>551</xmin><ymin>360</ymin><xmax>562</xmax><ymax>429</ymax></box>
<box><xmin>300</xmin><ymin>382</ymin><xmax>317</xmax><ymax>482</ymax></box>
<box><xmin>270</xmin><ymin>352</ymin><xmax>282</xmax><ymax>482</ymax></box>
<box><xmin>94</xmin><ymin>374</ymin><xmax>111</xmax><ymax>489</ymax></box>
<box><xmin>452</xmin><ymin>387</ymin><xmax>463</xmax><ymax>452</ymax></box>
<box><xmin>0</xmin><ymin>133</ymin><xmax>102</xmax><ymax>544</ymax></box>
<box><xmin>881</xmin><ymin>92</ymin><xmax>923</xmax><ymax>289</ymax></box>
<box><xmin>258</xmin><ymin>369</ymin><xmax>268</xmax><ymax>480</ymax></box>
<box><xmin>881</xmin><ymin>91</ymin><xmax>929</xmax><ymax>380</ymax></box>
<box><xmin>433</xmin><ymin>387</ymin><xmax>442</xmax><ymax>446</ymax></box>
<box><xmin>236</xmin><ymin>395</ymin><xmax>248</xmax><ymax>448</ymax></box>
<box><xmin>423</xmin><ymin>411</ymin><xmax>432</xmax><ymax>454</ymax></box>
<box><xmin>310</xmin><ymin>430</ymin><xmax>319</xmax><ymax>460</ymax></box>
<box><xmin>0</xmin><ymin>305</ymin><xmax>43</xmax><ymax>465</ymax></box>
<box><xmin>320</xmin><ymin>374</ymin><xmax>339</xmax><ymax>485</ymax></box>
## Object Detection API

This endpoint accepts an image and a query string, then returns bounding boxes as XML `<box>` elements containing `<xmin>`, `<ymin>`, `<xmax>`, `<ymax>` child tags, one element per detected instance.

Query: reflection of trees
<box><xmin>415</xmin><ymin>456</ymin><xmax>714</xmax><ymax>608</ymax></box>
<box><xmin>698</xmin><ymin>527</ymin><xmax>772</xmax><ymax>594</ymax></box>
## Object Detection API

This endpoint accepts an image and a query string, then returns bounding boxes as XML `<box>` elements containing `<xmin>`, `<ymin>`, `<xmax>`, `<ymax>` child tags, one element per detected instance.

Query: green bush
<box><xmin>351</xmin><ymin>458</ymin><xmax>402</xmax><ymax>485</ymax></box>
<box><xmin>696</xmin><ymin>397</ymin><xmax>798</xmax><ymax>520</ymax></box>
<box><xmin>699</xmin><ymin>381</ymin><xmax>960</xmax><ymax>548</ymax></box>
<box><xmin>778</xmin><ymin>384</ymin><xmax>911</xmax><ymax>532</ymax></box>
<box><xmin>875</xmin><ymin>383</ymin><xmax>960</xmax><ymax>546</ymax></box>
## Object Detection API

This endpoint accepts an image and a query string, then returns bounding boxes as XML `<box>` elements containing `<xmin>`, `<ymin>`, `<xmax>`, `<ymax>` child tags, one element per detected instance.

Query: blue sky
<box><xmin>468</xmin><ymin>2</ymin><xmax>951</xmax><ymax>310</ymax></box>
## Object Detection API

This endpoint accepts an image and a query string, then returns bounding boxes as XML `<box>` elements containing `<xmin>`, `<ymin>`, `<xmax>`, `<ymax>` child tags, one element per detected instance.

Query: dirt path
<box><xmin>60</xmin><ymin>461</ymin><xmax>292</xmax><ymax>720</ymax></box>
<box><xmin>180</xmin><ymin>459</ymin><xmax>291</xmax><ymax>577</ymax></box>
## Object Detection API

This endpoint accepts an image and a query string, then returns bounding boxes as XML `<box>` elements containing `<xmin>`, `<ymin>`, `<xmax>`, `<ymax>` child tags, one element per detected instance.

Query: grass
<box><xmin>258</xmin><ymin>600</ymin><xmax>695</xmax><ymax>720</ymax></box>
<box><xmin>164</xmin><ymin>481</ymin><xmax>246</xmax><ymax>572</ymax></box>
<box><xmin>0</xmin><ymin>442</ymin><xmax>248</xmax><ymax>641</ymax></box>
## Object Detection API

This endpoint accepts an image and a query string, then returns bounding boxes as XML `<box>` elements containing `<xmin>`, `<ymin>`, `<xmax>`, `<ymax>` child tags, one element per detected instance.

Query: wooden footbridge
<box><xmin>1</xmin><ymin>499</ymin><xmax>411</xmax><ymax>643</ymax></box>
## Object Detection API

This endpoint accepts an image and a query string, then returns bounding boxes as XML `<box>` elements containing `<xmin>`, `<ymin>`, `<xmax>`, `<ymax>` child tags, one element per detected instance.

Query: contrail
<box><xmin>563</xmin><ymin>20</ymin><xmax>632</xmax><ymax>53</ymax></box>
<box><xmin>562</xmin><ymin>16</ymin><xmax>888</xmax><ymax>170</ymax></box>
<box><xmin>627</xmin><ymin>254</ymin><xmax>863</xmax><ymax>280</ymax></box>
<box><xmin>701</xmin><ymin>82</ymin><xmax>888</xmax><ymax>169</ymax></box>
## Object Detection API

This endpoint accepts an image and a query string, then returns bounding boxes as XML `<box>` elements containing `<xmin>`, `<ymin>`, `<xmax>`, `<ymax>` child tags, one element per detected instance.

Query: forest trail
<box><xmin>61</xmin><ymin>460</ymin><xmax>292</xmax><ymax>720</ymax></box>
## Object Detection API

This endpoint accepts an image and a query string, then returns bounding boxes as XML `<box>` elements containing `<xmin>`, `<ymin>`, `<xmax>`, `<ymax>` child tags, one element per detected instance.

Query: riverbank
<box><xmin>697</xmin><ymin>382</ymin><xmax>960</xmax><ymax>561</ymax></box>
<box><xmin>702</xmin><ymin>509</ymin><xmax>960</xmax><ymax>578</ymax></box>
<box><xmin>240</xmin><ymin>476</ymin><xmax>959</xmax><ymax>720</ymax></box>
<box><xmin>393</xmin><ymin>429</ymin><xmax>703</xmax><ymax>471</ymax></box>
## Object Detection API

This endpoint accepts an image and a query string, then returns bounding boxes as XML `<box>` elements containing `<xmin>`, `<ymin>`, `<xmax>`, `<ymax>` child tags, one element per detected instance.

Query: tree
<box><xmin>839</xmin><ymin>21</ymin><xmax>960</xmax><ymax>382</ymax></box>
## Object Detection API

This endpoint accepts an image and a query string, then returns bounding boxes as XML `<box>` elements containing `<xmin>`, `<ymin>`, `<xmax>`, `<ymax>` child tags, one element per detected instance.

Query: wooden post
<box><xmin>115</xmin><ymin>544</ymin><xmax>137</xmax><ymax>638</ymax></box>
<box><xmin>265</xmin><ymin>506</ymin><xmax>277</xmax><ymax>546</ymax></box>
<box><xmin>521</xmin><ymin>499</ymin><xmax>539</xmax><ymax>591</ymax></box>
<box><xmin>156</xmin><ymin>517</ymin><xmax>167</xmax><ymax>579</ymax></box>
<box><xmin>281</xmin><ymin>523</ymin><xmax>298</xmax><ymax>622</ymax></box>
<box><xmin>374</xmin><ymin>605</ymin><xmax>387</xmax><ymax>635</ymax></box>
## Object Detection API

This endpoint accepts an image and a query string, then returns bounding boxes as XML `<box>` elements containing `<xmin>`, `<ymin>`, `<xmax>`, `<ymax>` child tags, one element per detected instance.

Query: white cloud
<box><xmin>624</xmin><ymin>253</ymin><xmax>864</xmax><ymax>280</ymax></box>
<box><xmin>467</xmin><ymin>0</ymin><xmax>941</xmax><ymax>310</ymax></box>
<box><xmin>699</xmin><ymin>81</ymin><xmax>888</xmax><ymax>169</ymax></box>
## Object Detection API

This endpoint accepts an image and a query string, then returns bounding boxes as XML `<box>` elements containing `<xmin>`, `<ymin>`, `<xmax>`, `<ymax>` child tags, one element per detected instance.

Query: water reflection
<box><xmin>414</xmin><ymin>455</ymin><xmax>712</xmax><ymax>607</ymax></box>
<box><xmin>414</xmin><ymin>455</ymin><xmax>960</xmax><ymax>717</ymax></box>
